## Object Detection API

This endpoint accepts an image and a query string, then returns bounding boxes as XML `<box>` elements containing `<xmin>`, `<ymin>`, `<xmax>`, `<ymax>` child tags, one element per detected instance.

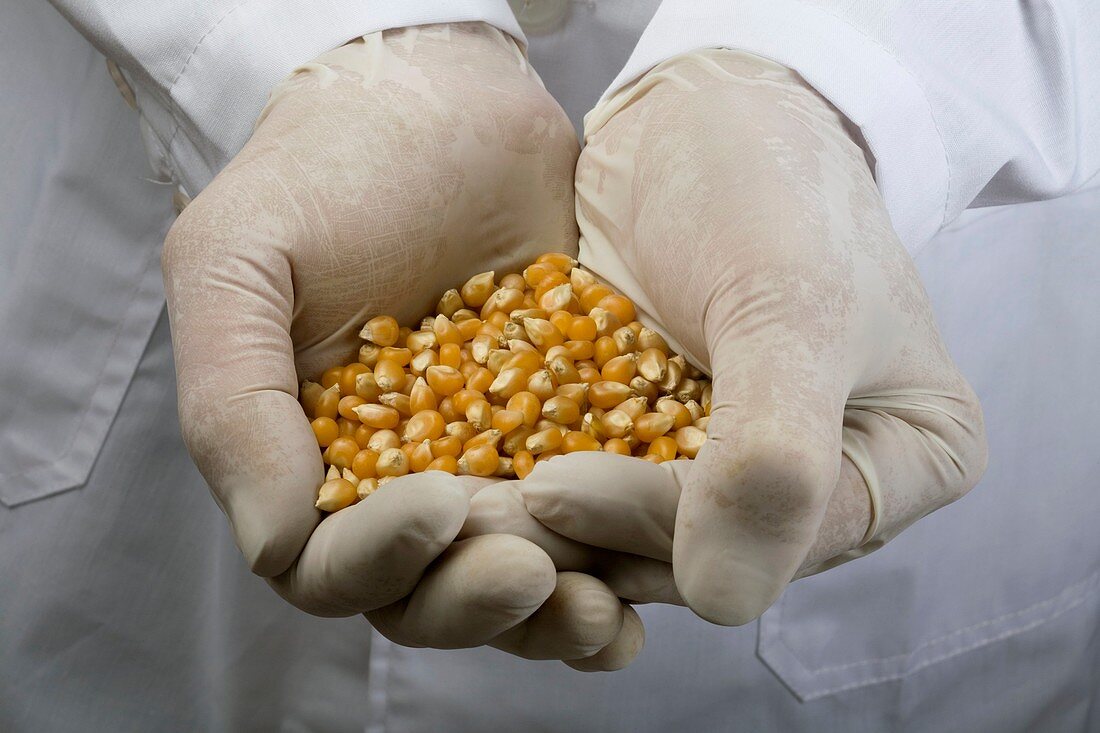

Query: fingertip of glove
<box><xmin>564</xmin><ymin>604</ymin><xmax>645</xmax><ymax>672</ymax></box>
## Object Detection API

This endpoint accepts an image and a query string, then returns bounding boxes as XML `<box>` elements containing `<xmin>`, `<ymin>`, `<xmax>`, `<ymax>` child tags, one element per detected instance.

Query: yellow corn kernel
<box><xmin>589</xmin><ymin>380</ymin><xmax>633</xmax><ymax>409</ymax></box>
<box><xmin>701</xmin><ymin>383</ymin><xmax>713</xmax><ymax>415</ymax></box>
<box><xmin>525</xmin><ymin>369</ymin><xmax>556</xmax><ymax>401</ymax></box>
<box><xmin>379</xmin><ymin>392</ymin><xmax>411</xmax><ymax>417</ymax></box>
<box><xmin>566</xmin><ymin>315</ymin><xmax>596</xmax><ymax>342</ymax></box>
<box><xmin>409</xmin><ymin>441</ymin><xmax>435</xmax><ymax>472</ymax></box>
<box><xmin>359</xmin><ymin>315</ymin><xmax>400</xmax><ymax>347</ymax></box>
<box><xmin>486</xmin><ymin>348</ymin><xmax>512</xmax><ymax>375</ymax></box>
<box><xmin>314</xmin><ymin>384</ymin><xmax>341</xmax><ymax>420</ymax></box>
<box><xmin>581</xmin><ymin>412</ymin><xmax>606</xmax><ymax>442</ymax></box>
<box><xmin>526</xmin><ymin>427</ymin><xmax>564</xmax><ymax>454</ymax></box>
<box><xmin>594</xmin><ymin>336</ymin><xmax>618</xmax><ymax>368</ymax></box>
<box><xmin>409</xmin><ymin>348</ymin><xmax>439</xmax><ymax>376</ymax></box>
<box><xmin>451</xmin><ymin>388</ymin><xmax>482</xmax><ymax>415</ymax></box>
<box><xmin>464</xmin><ymin>429</ymin><xmax>503</xmax><ymax>452</ymax></box>
<box><xmin>504</xmin><ymin>349</ymin><xmax>543</xmax><ymax>375</ymax></box>
<box><xmin>487</xmin><ymin>310</ymin><xmax>510</xmax><ymax>330</ymax></box>
<box><xmin>603</xmin><ymin>438</ymin><xmax>632</xmax><ymax>456</ymax></box>
<box><xmin>501</xmin><ymin>426</ymin><xmax>536</xmax><ymax>457</ymax></box>
<box><xmin>548</xmin><ymin>355</ymin><xmax>581</xmax><ymax>385</ymax></box>
<box><xmin>676</xmin><ymin>379</ymin><xmax>704</xmax><ymax>404</ymax></box>
<box><xmin>542</xmin><ymin>395</ymin><xmax>581</xmax><ymax>425</ymax></box>
<box><xmin>466</xmin><ymin>400</ymin><xmax>493</xmax><ymax>432</ymax></box>
<box><xmin>579</xmin><ymin>283</ymin><xmax>613</xmax><ymax>312</ymax></box>
<box><xmin>437</xmin><ymin>396</ymin><xmax>460</xmax><ymax>423</ymax></box>
<box><xmin>425</xmin><ymin>365</ymin><xmax>464</xmax><ymax>396</ymax></box>
<box><xmin>439</xmin><ymin>343</ymin><xmax>462</xmax><ymax>370</ymax></box>
<box><xmin>406</xmin><ymin>330</ymin><xmax>438</xmax><ymax>354</ymax></box>
<box><xmin>555</xmin><ymin>382</ymin><xmax>588</xmax><ymax>408</ymax></box>
<box><xmin>657</xmin><ymin>357</ymin><xmax>683</xmax><ymax>392</ymax></box>
<box><xmin>627</xmin><ymin>321</ymin><xmax>645</xmax><ymax>336</ymax></box>
<box><xmin>356</xmin><ymin>477</ymin><xmax>380</xmax><ymax>500</ymax></box>
<box><xmin>403</xmin><ymin>410</ymin><xmax>446</xmax><ymax>442</ymax></box>
<box><xmin>469</xmin><ymin>334</ymin><xmax>495</xmax><ymax>365</ymax></box>
<box><xmin>425</xmin><ymin>455</ymin><xmax>459</xmax><ymax>474</ymax></box>
<box><xmin>675</xmin><ymin>426</ymin><xmax>707</xmax><ymax>459</ymax></box>
<box><xmin>373</xmin><ymin>359</ymin><xmax>405</xmax><ymax>393</ymax></box>
<box><xmin>655</xmin><ymin>398</ymin><xmax>692</xmax><ymax>429</ymax></box>
<box><xmin>311</xmin><ymin>417</ymin><xmax>339</xmax><ymax>448</ymax></box>
<box><xmin>488</xmin><ymin>367</ymin><xmax>527</xmax><ymax>401</ymax></box>
<box><xmin>436</xmin><ymin>289</ymin><xmax>463</xmax><ymax>318</ymax></box>
<box><xmin>630</xmin><ymin>376</ymin><xmax>658</xmax><ymax>403</ymax></box>
<box><xmin>353</xmin><ymin>372</ymin><xmax>380</xmax><ymax>402</ymax></box>
<box><xmin>316</xmin><ymin>478</ymin><xmax>357</xmax><ymax>512</ymax></box>
<box><xmin>410</xmin><ymin>377</ymin><xmax>438</xmax><ymax>413</ymax></box>
<box><xmin>376</xmin><ymin>447</ymin><xmax>410</xmax><ymax>478</ymax></box>
<box><xmin>590</xmin><ymin>307</ymin><xmax>623</xmax><ymax>338</ymax></box>
<box><xmin>597</xmin><ymin>294</ymin><xmax>636</xmax><ymax>325</ymax></box>
<box><xmin>641</xmin><ymin>453</ymin><xmax>666</xmax><ymax>465</ymax></box>
<box><xmin>353</xmin><ymin>424</ymin><xmax>376</xmax><ymax>449</ymax></box>
<box><xmin>493</xmin><ymin>455</ymin><xmax>516</xmax><ymax>478</ymax></box>
<box><xmin>523</xmin><ymin>263</ymin><xmax>556</xmax><ymax>288</ymax></box>
<box><xmin>466</xmin><ymin>366</ymin><xmax>495</xmax><ymax>393</ymax></box>
<box><xmin>562</xmin><ymin>430</ymin><xmax>602</xmax><ymax>453</ymax></box>
<box><xmin>338</xmin><ymin>363</ymin><xmax>369</xmax><ymax>396</ymax></box>
<box><xmin>337</xmin><ymin>417</ymin><xmax>359</xmax><ymax>438</ymax></box>
<box><xmin>511</xmin><ymin>308</ymin><xmax>549</xmax><ymax>324</ymax></box>
<box><xmin>548</xmin><ymin>309</ymin><xmax>574</xmax><ymax>336</ymax></box>
<box><xmin>562</xmin><ymin>340</ymin><xmax>595</xmax><ymax>361</ymax></box>
<box><xmin>508</xmin><ymin>338</ymin><xmax>539</xmax><ymax>355</ymax></box>
<box><xmin>353</xmin><ymin>403</ymin><xmax>400</xmax><ymax>430</ymax></box>
<box><xmin>458</xmin><ymin>358</ymin><xmax>478</xmax><ymax>379</ymax></box>
<box><xmin>492</xmin><ymin>409</ymin><xmax>525</xmax><ymax>435</ymax></box>
<box><xmin>367</xmin><ymin>429</ymin><xmax>401</xmax><ymax>453</ymax></box>
<box><xmin>693</xmin><ymin>415</ymin><xmax>710</xmax><ymax>431</ymax></box>
<box><xmin>502</xmin><ymin>320</ymin><xmax>528</xmax><ymax>344</ymax></box>
<box><xmin>612</xmin><ymin>326</ymin><xmax>638</xmax><ymax>355</ymax></box>
<box><xmin>458</xmin><ymin>444</ymin><xmax>500</xmax><ymax>477</ymax></box>
<box><xmin>358</xmin><ymin>343</ymin><xmax>382</xmax><ymax>368</ymax></box>
<box><xmin>536</xmin><ymin>252</ymin><xmax>577</xmax><ymax>273</ymax></box>
<box><xmin>570</xmin><ymin>267</ymin><xmax>597</xmax><ymax>292</ymax></box>
<box><xmin>500</xmin><ymin>272</ymin><xmax>527</xmax><ymax>291</ymax></box>
<box><xmin>480</xmin><ymin>287</ymin><xmax>526</xmax><ymax>318</ymax></box>
<box><xmin>432</xmin><ymin>314</ymin><xmax>463</xmax><ymax>346</ymax></box>
<box><xmin>337</xmin><ymin>395</ymin><xmax>365</xmax><ymax>420</ymax></box>
<box><xmin>324</xmin><ymin>437</ymin><xmax>359</xmax><ymax>471</ymax></box>
<box><xmin>683</xmin><ymin>398</ymin><xmax>705</xmax><ymax>422</ymax></box>
<box><xmin>454</xmin><ymin>309</ymin><xmax>481</xmax><ymax>324</ymax></box>
<box><xmin>299</xmin><ymin>380</ymin><xmax>326</xmax><ymax>419</ymax></box>
<box><xmin>637</xmin><ymin>327</ymin><xmax>669</xmax><ymax>353</ymax></box>
<box><xmin>321</xmin><ymin>366</ymin><xmax>343</xmax><ymax>390</ymax></box>
<box><xmin>513</xmin><ymin>450</ymin><xmax>535</xmax><ymax>479</ymax></box>
<box><xmin>634</xmin><ymin>413</ymin><xmax>676</xmax><ymax>443</ymax></box>
<box><xmin>601</xmin><ymin>353</ymin><xmax>638</xmax><ymax>384</ymax></box>
<box><xmin>456</xmin><ymin>317</ymin><xmax>482</xmax><ymax>341</ymax></box>
<box><xmin>506</xmin><ymin>391</ymin><xmax>542</xmax><ymax>427</ymax></box>
<box><xmin>378</xmin><ymin>347</ymin><xmax>411</xmax><ymax>367</ymax></box>
<box><xmin>637</xmin><ymin>347</ymin><xmax>668</xmax><ymax>383</ymax></box>
<box><xmin>577</xmin><ymin>366</ymin><xmax>601</xmax><ymax>386</ymax></box>
<box><xmin>536</xmin><ymin>449</ymin><xmax>562</xmax><ymax>463</ymax></box>
<box><xmin>460</xmin><ymin>270</ymin><xmax>496</xmax><ymax>308</ymax></box>
<box><xmin>617</xmin><ymin>396</ymin><xmax>649</xmax><ymax>421</ymax></box>
<box><xmin>647</xmin><ymin>435</ymin><xmax>678</xmax><ymax>461</ymax></box>
<box><xmin>351</xmin><ymin>449</ymin><xmax>379</xmax><ymax>479</ymax></box>
<box><xmin>601</xmin><ymin>409</ymin><xmax>634</xmax><ymax>439</ymax></box>
<box><xmin>445</xmin><ymin>421</ymin><xmax>479</xmax><ymax>445</ymax></box>
<box><xmin>426</xmin><ymin>435</ymin><xmax>459</xmax><ymax>459</ymax></box>
<box><xmin>538</xmin><ymin>282</ymin><xmax>573</xmax><ymax>312</ymax></box>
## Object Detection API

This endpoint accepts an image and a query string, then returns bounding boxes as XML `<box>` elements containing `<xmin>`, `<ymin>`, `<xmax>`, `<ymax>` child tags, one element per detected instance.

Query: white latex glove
<box><xmin>519</xmin><ymin>50</ymin><xmax>988</xmax><ymax>625</ymax></box>
<box><xmin>163</xmin><ymin>22</ymin><xmax>637</xmax><ymax>666</ymax></box>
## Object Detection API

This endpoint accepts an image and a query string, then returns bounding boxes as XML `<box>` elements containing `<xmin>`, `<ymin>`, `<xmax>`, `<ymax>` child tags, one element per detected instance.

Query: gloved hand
<box><xmin>163</xmin><ymin>22</ymin><xmax>638</xmax><ymax>668</ymax></box>
<box><xmin>518</xmin><ymin>50</ymin><xmax>988</xmax><ymax>625</ymax></box>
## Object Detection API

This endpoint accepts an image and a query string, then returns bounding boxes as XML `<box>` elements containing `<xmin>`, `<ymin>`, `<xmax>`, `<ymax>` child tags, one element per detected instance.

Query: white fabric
<box><xmin>2</xmin><ymin>0</ymin><xmax>1099</xmax><ymax>731</ymax></box>
<box><xmin>47</xmin><ymin>0</ymin><xmax>525</xmax><ymax>197</ymax></box>
<box><xmin>607</xmin><ymin>0</ymin><xmax>1100</xmax><ymax>252</ymax></box>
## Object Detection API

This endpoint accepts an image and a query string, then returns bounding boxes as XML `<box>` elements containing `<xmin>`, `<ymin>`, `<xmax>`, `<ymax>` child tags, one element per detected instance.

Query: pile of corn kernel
<box><xmin>299</xmin><ymin>253</ymin><xmax>711</xmax><ymax>512</ymax></box>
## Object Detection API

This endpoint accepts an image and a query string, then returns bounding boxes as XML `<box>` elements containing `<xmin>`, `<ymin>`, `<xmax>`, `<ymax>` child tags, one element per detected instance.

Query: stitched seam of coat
<box><xmin>783</xmin><ymin>568</ymin><xmax>1099</xmax><ymax>676</ymax></box>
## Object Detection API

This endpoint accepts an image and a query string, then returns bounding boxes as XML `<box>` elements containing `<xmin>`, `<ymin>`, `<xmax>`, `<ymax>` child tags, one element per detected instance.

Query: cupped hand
<box><xmin>162</xmin><ymin>22</ymin><xmax>636</xmax><ymax>664</ymax></box>
<box><xmin>518</xmin><ymin>50</ymin><xmax>988</xmax><ymax>625</ymax></box>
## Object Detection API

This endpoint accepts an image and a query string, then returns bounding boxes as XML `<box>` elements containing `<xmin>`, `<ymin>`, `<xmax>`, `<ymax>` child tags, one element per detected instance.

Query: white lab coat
<box><xmin>2</xmin><ymin>1</ymin><xmax>1098</xmax><ymax>731</ymax></box>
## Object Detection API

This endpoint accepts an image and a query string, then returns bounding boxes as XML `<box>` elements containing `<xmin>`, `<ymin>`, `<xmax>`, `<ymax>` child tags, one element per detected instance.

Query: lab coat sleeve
<box><xmin>46</xmin><ymin>1</ymin><xmax>525</xmax><ymax>197</ymax></box>
<box><xmin>605</xmin><ymin>0</ymin><xmax>1100</xmax><ymax>251</ymax></box>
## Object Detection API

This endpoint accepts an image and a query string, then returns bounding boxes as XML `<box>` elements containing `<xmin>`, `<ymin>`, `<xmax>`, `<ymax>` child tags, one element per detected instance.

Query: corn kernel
<box><xmin>321</xmin><ymin>366</ymin><xmax>343</xmax><ymax>390</ymax></box>
<box><xmin>324</xmin><ymin>437</ymin><xmax>359</xmax><ymax>470</ymax></box>
<box><xmin>376</xmin><ymin>447</ymin><xmax>410</xmax><ymax>477</ymax></box>
<box><xmin>436</xmin><ymin>289</ymin><xmax>463</xmax><ymax>318</ymax></box>
<box><xmin>589</xmin><ymin>381</ymin><xmax>633</xmax><ymax>409</ymax></box>
<box><xmin>433</xmin><ymin>315</ymin><xmax>463</xmax><ymax>346</ymax></box>
<box><xmin>351</xmin><ymin>449</ymin><xmax>379</xmax><ymax>479</ymax></box>
<box><xmin>591</xmin><ymin>308</ymin><xmax>622</xmax><ymax>338</ymax></box>
<box><xmin>410</xmin><ymin>377</ymin><xmax>438</xmax><ymax>413</ymax></box>
<box><xmin>379</xmin><ymin>392</ymin><xmax>412</xmax><ymax>417</ymax></box>
<box><xmin>337</xmin><ymin>417</ymin><xmax>358</xmax><ymax>438</ymax></box>
<box><xmin>542</xmin><ymin>395</ymin><xmax>581</xmax><ymax>425</ymax></box>
<box><xmin>488</xmin><ymin>367</ymin><xmax>527</xmax><ymax>401</ymax></box>
<box><xmin>582</xmin><ymin>412</ymin><xmax>607</xmax><ymax>442</ymax></box>
<box><xmin>410</xmin><ymin>441</ymin><xmax>435</xmax><ymax>472</ymax></box>
<box><xmin>513</xmin><ymin>450</ymin><xmax>535</xmax><ymax>479</ymax></box>
<box><xmin>458</xmin><ymin>445</ymin><xmax>500</xmax><ymax>477</ymax></box>
<box><xmin>425</xmin><ymin>455</ymin><xmax>459</xmax><ymax>474</ymax></box>
<box><xmin>456</xmin><ymin>317</ymin><xmax>482</xmax><ymax>341</ymax></box>
<box><xmin>445</xmin><ymin>421</ymin><xmax>479</xmax><ymax>445</ymax></box>
<box><xmin>535</xmin><ymin>252</ymin><xmax>577</xmax><ymax>272</ymax></box>
<box><xmin>562</xmin><ymin>431</ymin><xmax>602</xmax><ymax>453</ymax></box>
<box><xmin>353</xmin><ymin>424</ymin><xmax>375</xmax><ymax>449</ymax></box>
<box><xmin>548</xmin><ymin>355</ymin><xmax>581</xmax><ymax>385</ymax></box>
<box><xmin>594</xmin><ymin>336</ymin><xmax>618</xmax><ymax>368</ymax></box>
<box><xmin>601</xmin><ymin>353</ymin><xmax>638</xmax><ymax>384</ymax></box>
<box><xmin>526</xmin><ymin>427</ymin><xmax>563</xmax><ymax>454</ymax></box>
<box><xmin>409</xmin><ymin>349</ymin><xmax>439</xmax><ymax>376</ymax></box>
<box><xmin>359</xmin><ymin>316</ymin><xmax>400</xmax><ymax>347</ymax></box>
<box><xmin>403</xmin><ymin>410</ymin><xmax>445</xmax><ymax>442</ymax></box>
<box><xmin>439</xmin><ymin>342</ymin><xmax>462</xmax><ymax>370</ymax></box>
<box><xmin>598</xmin><ymin>294</ymin><xmax>636</xmax><ymax>325</ymax></box>
<box><xmin>316</xmin><ymin>478</ymin><xmax>357</xmax><ymax>512</ymax></box>
<box><xmin>617</xmin><ymin>396</ymin><xmax>649</xmax><ymax>421</ymax></box>
<box><xmin>466</xmin><ymin>400</ymin><xmax>493</xmax><ymax>432</ymax></box>
<box><xmin>635</xmin><ymin>413</ymin><xmax>676</xmax><ymax>443</ymax></box>
<box><xmin>314</xmin><ymin>385</ymin><xmax>340</xmax><ymax>420</ymax></box>
<box><xmin>601</xmin><ymin>410</ymin><xmax>633</xmax><ymax>439</ymax></box>
<box><xmin>426</xmin><ymin>365</ymin><xmax>464</xmax><ymax>396</ymax></box>
<box><xmin>356</xmin><ymin>477</ymin><xmax>380</xmax><ymax>500</ymax></box>
<box><xmin>647</xmin><ymin>435</ymin><xmax>678</xmax><ymax>461</ymax></box>
<box><xmin>311</xmin><ymin>417</ymin><xmax>339</xmax><ymax>447</ymax></box>
<box><xmin>603</xmin><ymin>438</ymin><xmax>632</xmax><ymax>456</ymax></box>
<box><xmin>354</xmin><ymin>403</ymin><xmax>400</xmax><ymax>429</ymax></box>
<box><xmin>538</xmin><ymin>283</ymin><xmax>573</xmax><ymax>312</ymax></box>
<box><xmin>612</xmin><ymin>326</ymin><xmax>638</xmax><ymax>354</ymax></box>
<box><xmin>466</xmin><ymin>366</ymin><xmax>495</xmax><ymax>393</ymax></box>
<box><xmin>580</xmin><ymin>284</ymin><xmax>613</xmax><ymax>312</ymax></box>
<box><xmin>675</xmin><ymin>426</ymin><xmax>707</xmax><ymax>458</ymax></box>
<box><xmin>367</xmin><ymin>429</ymin><xmax>401</xmax><ymax>453</ymax></box>
<box><xmin>492</xmin><ymin>409</ymin><xmax>525</xmax><ymax>435</ymax></box>
<box><xmin>481</xmin><ymin>288</ymin><xmax>525</xmax><ymax>318</ymax></box>
<box><xmin>655</xmin><ymin>398</ymin><xmax>692</xmax><ymax>429</ymax></box>
<box><xmin>460</xmin><ymin>270</ymin><xmax>496</xmax><ymax>308</ymax></box>
<box><xmin>359</xmin><ymin>343</ymin><xmax>382</xmax><ymax>368</ymax></box>
<box><xmin>641</xmin><ymin>453</ymin><xmax>666</xmax><ymax>465</ymax></box>
<box><xmin>500</xmin><ymin>273</ymin><xmax>527</xmax><ymax>291</ymax></box>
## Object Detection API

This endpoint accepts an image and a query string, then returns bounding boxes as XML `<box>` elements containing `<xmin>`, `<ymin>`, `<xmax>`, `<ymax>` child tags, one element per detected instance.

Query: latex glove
<box><xmin>163</xmin><ymin>22</ymin><xmax>631</xmax><ymax>664</ymax></box>
<box><xmin>520</xmin><ymin>50</ymin><xmax>988</xmax><ymax>625</ymax></box>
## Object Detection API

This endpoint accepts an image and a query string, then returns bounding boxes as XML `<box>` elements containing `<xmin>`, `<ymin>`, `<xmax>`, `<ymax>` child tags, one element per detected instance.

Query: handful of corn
<box><xmin>300</xmin><ymin>253</ymin><xmax>711</xmax><ymax>513</ymax></box>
